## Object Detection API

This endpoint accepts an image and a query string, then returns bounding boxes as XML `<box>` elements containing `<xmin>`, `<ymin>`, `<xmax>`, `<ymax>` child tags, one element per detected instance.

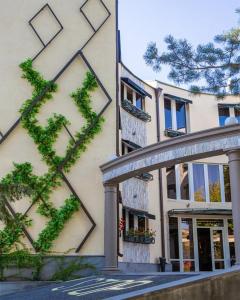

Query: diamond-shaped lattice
<box><xmin>80</xmin><ymin>0</ymin><xmax>111</xmax><ymax>33</ymax></box>
<box><xmin>29</xmin><ymin>3</ymin><xmax>63</xmax><ymax>61</ymax></box>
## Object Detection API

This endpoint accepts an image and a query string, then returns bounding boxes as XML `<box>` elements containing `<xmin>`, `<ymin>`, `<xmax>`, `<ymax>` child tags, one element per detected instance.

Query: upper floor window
<box><xmin>218</xmin><ymin>105</ymin><xmax>240</xmax><ymax>126</ymax></box>
<box><xmin>166</xmin><ymin>163</ymin><xmax>231</xmax><ymax>203</ymax></box>
<box><xmin>121</xmin><ymin>82</ymin><xmax>145</xmax><ymax>111</ymax></box>
<box><xmin>164</xmin><ymin>98</ymin><xmax>188</xmax><ymax>134</ymax></box>
<box><xmin>218</xmin><ymin>107</ymin><xmax>230</xmax><ymax>126</ymax></box>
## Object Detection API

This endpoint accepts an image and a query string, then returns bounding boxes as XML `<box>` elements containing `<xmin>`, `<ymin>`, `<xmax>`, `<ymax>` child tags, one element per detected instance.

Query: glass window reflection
<box><xmin>180</xmin><ymin>164</ymin><xmax>189</xmax><ymax>200</ymax></box>
<box><xmin>208</xmin><ymin>165</ymin><xmax>221</xmax><ymax>202</ymax></box>
<box><xmin>164</xmin><ymin>98</ymin><xmax>172</xmax><ymax>129</ymax></box>
<box><xmin>167</xmin><ymin>166</ymin><xmax>176</xmax><ymax>199</ymax></box>
<box><xmin>193</xmin><ymin>164</ymin><xmax>206</xmax><ymax>202</ymax></box>
<box><xmin>181</xmin><ymin>218</ymin><xmax>194</xmax><ymax>259</ymax></box>
<box><xmin>176</xmin><ymin>101</ymin><xmax>186</xmax><ymax>131</ymax></box>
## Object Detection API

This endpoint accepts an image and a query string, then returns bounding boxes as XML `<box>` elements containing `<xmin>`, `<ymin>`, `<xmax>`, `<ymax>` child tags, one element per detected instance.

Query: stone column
<box><xmin>103</xmin><ymin>184</ymin><xmax>119</xmax><ymax>271</ymax></box>
<box><xmin>227</xmin><ymin>150</ymin><xmax>240</xmax><ymax>265</ymax></box>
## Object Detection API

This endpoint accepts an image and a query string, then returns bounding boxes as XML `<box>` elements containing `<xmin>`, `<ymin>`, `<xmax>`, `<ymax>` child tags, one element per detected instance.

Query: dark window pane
<box><xmin>176</xmin><ymin>101</ymin><xmax>186</xmax><ymax>131</ymax></box>
<box><xmin>129</xmin><ymin>213</ymin><xmax>134</xmax><ymax>230</ymax></box>
<box><xmin>193</xmin><ymin>164</ymin><xmax>206</xmax><ymax>202</ymax></box>
<box><xmin>224</xmin><ymin>165</ymin><xmax>231</xmax><ymax>202</ymax></box>
<box><xmin>180</xmin><ymin>164</ymin><xmax>189</xmax><ymax>200</ymax></box>
<box><xmin>167</xmin><ymin>166</ymin><xmax>176</xmax><ymax>199</ymax></box>
<box><xmin>171</xmin><ymin>261</ymin><xmax>180</xmax><ymax>271</ymax></box>
<box><xmin>183</xmin><ymin>261</ymin><xmax>195</xmax><ymax>272</ymax></box>
<box><xmin>208</xmin><ymin>165</ymin><xmax>221</xmax><ymax>202</ymax></box>
<box><xmin>164</xmin><ymin>98</ymin><xmax>172</xmax><ymax>129</ymax></box>
<box><xmin>127</xmin><ymin>86</ymin><xmax>133</xmax><ymax>103</ymax></box>
<box><xmin>215</xmin><ymin>261</ymin><xmax>225</xmax><ymax>269</ymax></box>
<box><xmin>218</xmin><ymin>107</ymin><xmax>229</xmax><ymax>127</ymax></box>
<box><xmin>197</xmin><ymin>219</ymin><xmax>224</xmax><ymax>227</ymax></box>
<box><xmin>228</xmin><ymin>219</ymin><xmax>235</xmax><ymax>262</ymax></box>
<box><xmin>138</xmin><ymin>216</ymin><xmax>145</xmax><ymax>232</ymax></box>
<box><xmin>121</xmin><ymin>83</ymin><xmax>125</xmax><ymax>101</ymax></box>
<box><xmin>181</xmin><ymin>218</ymin><xmax>194</xmax><ymax>259</ymax></box>
<box><xmin>136</xmin><ymin>93</ymin><xmax>143</xmax><ymax>110</ymax></box>
<box><xmin>169</xmin><ymin>217</ymin><xmax>179</xmax><ymax>259</ymax></box>
<box><xmin>234</xmin><ymin>108</ymin><xmax>240</xmax><ymax>123</ymax></box>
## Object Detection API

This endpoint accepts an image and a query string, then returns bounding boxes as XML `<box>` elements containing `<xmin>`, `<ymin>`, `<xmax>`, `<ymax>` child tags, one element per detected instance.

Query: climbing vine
<box><xmin>0</xmin><ymin>58</ymin><xmax>104</xmax><ymax>255</ymax></box>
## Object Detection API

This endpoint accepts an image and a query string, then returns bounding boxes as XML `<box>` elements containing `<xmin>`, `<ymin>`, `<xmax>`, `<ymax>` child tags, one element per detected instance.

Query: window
<box><xmin>164</xmin><ymin>98</ymin><xmax>172</xmax><ymax>129</ymax></box>
<box><xmin>121</xmin><ymin>82</ymin><xmax>125</xmax><ymax>102</ymax></box>
<box><xmin>181</xmin><ymin>218</ymin><xmax>195</xmax><ymax>271</ymax></box>
<box><xmin>126</xmin><ymin>86</ymin><xmax>133</xmax><ymax>103</ymax></box>
<box><xmin>193</xmin><ymin>164</ymin><xmax>206</xmax><ymax>202</ymax></box>
<box><xmin>128</xmin><ymin>212</ymin><xmax>134</xmax><ymax>230</ymax></box>
<box><xmin>166</xmin><ymin>166</ymin><xmax>176</xmax><ymax>199</ymax></box>
<box><xmin>166</xmin><ymin>163</ymin><xmax>231</xmax><ymax>202</ymax></box>
<box><xmin>121</xmin><ymin>82</ymin><xmax>146</xmax><ymax>111</ymax></box>
<box><xmin>228</xmin><ymin>219</ymin><xmax>235</xmax><ymax>263</ymax></box>
<box><xmin>136</xmin><ymin>93</ymin><xmax>143</xmax><ymax>110</ymax></box>
<box><xmin>169</xmin><ymin>217</ymin><xmax>179</xmax><ymax>260</ymax></box>
<box><xmin>164</xmin><ymin>98</ymin><xmax>188</xmax><ymax>133</ymax></box>
<box><xmin>180</xmin><ymin>164</ymin><xmax>189</xmax><ymax>200</ymax></box>
<box><xmin>218</xmin><ymin>105</ymin><xmax>240</xmax><ymax>127</ymax></box>
<box><xmin>176</xmin><ymin>102</ymin><xmax>186</xmax><ymax>131</ymax></box>
<box><xmin>224</xmin><ymin>165</ymin><xmax>231</xmax><ymax>202</ymax></box>
<box><xmin>218</xmin><ymin>107</ymin><xmax>230</xmax><ymax>127</ymax></box>
<box><xmin>138</xmin><ymin>216</ymin><xmax>146</xmax><ymax>232</ymax></box>
<box><xmin>208</xmin><ymin>164</ymin><xmax>221</xmax><ymax>202</ymax></box>
<box><xmin>234</xmin><ymin>107</ymin><xmax>240</xmax><ymax>123</ymax></box>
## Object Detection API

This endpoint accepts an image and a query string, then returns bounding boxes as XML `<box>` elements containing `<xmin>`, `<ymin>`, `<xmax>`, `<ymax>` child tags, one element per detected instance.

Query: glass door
<box><xmin>197</xmin><ymin>228</ymin><xmax>212</xmax><ymax>271</ymax></box>
<box><xmin>211</xmin><ymin>228</ymin><xmax>225</xmax><ymax>270</ymax></box>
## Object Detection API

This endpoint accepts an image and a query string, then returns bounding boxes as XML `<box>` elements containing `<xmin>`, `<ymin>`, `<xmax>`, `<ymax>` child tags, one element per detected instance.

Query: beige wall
<box><xmin>0</xmin><ymin>0</ymin><xmax>117</xmax><ymax>255</ymax></box>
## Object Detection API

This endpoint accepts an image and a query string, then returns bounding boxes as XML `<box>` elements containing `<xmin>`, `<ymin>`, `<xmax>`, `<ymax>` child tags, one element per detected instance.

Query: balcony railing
<box><xmin>136</xmin><ymin>172</ymin><xmax>153</xmax><ymax>182</ymax></box>
<box><xmin>164</xmin><ymin>128</ymin><xmax>186</xmax><ymax>138</ymax></box>
<box><xmin>123</xmin><ymin>234</ymin><xmax>155</xmax><ymax>245</ymax></box>
<box><xmin>122</xmin><ymin>99</ymin><xmax>151</xmax><ymax>122</ymax></box>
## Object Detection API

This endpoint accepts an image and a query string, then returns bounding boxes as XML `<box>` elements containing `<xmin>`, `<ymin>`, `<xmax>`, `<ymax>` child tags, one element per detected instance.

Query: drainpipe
<box><xmin>155</xmin><ymin>87</ymin><xmax>165</xmax><ymax>258</ymax></box>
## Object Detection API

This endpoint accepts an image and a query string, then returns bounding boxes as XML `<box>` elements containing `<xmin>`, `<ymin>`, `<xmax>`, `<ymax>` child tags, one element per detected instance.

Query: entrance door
<box><xmin>197</xmin><ymin>228</ymin><xmax>212</xmax><ymax>271</ymax></box>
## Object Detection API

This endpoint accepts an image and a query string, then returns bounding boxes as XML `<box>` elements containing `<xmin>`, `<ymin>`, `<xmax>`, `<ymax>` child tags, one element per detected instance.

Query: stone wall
<box><xmin>121</xmin><ymin>109</ymin><xmax>147</xmax><ymax>147</ymax></box>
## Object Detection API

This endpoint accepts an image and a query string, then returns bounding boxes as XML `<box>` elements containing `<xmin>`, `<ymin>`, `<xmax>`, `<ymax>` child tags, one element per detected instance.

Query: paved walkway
<box><xmin>0</xmin><ymin>274</ymin><xmax>193</xmax><ymax>300</ymax></box>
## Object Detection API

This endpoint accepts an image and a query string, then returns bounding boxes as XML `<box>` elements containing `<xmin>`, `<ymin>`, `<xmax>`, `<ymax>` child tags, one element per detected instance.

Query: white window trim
<box><xmin>165</xmin><ymin>98</ymin><xmax>189</xmax><ymax>132</ymax></box>
<box><xmin>172</xmin><ymin>162</ymin><xmax>229</xmax><ymax>204</ymax></box>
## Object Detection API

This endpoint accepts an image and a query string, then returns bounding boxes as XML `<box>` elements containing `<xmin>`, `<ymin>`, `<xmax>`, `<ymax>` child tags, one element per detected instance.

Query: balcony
<box><xmin>121</xmin><ymin>99</ymin><xmax>151</xmax><ymax>122</ymax></box>
<box><xmin>136</xmin><ymin>172</ymin><xmax>153</xmax><ymax>182</ymax></box>
<box><xmin>164</xmin><ymin>128</ymin><xmax>186</xmax><ymax>138</ymax></box>
<box><xmin>123</xmin><ymin>232</ymin><xmax>155</xmax><ymax>245</ymax></box>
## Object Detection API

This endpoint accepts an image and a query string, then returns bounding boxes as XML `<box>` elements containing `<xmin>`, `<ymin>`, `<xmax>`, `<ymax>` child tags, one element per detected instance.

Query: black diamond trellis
<box><xmin>0</xmin><ymin>1</ymin><xmax>113</xmax><ymax>253</ymax></box>
<box><xmin>3</xmin><ymin>50</ymin><xmax>112</xmax><ymax>253</ymax></box>
<box><xmin>29</xmin><ymin>3</ymin><xmax>64</xmax><ymax>61</ymax></box>
<box><xmin>80</xmin><ymin>0</ymin><xmax>111</xmax><ymax>33</ymax></box>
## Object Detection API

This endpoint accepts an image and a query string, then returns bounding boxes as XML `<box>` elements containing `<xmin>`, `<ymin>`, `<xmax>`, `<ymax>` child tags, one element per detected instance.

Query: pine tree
<box><xmin>144</xmin><ymin>9</ymin><xmax>240</xmax><ymax>98</ymax></box>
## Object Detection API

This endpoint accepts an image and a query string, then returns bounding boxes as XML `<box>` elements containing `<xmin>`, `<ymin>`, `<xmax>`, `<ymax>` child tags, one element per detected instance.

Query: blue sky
<box><xmin>119</xmin><ymin>0</ymin><xmax>240</xmax><ymax>84</ymax></box>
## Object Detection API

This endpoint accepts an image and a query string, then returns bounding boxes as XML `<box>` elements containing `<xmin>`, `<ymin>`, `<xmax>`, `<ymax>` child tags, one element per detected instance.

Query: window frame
<box><xmin>218</xmin><ymin>106</ymin><xmax>240</xmax><ymax>127</ymax></box>
<box><xmin>121</xmin><ymin>82</ymin><xmax>145</xmax><ymax>111</ymax></box>
<box><xmin>164</xmin><ymin>97</ymin><xmax>189</xmax><ymax>133</ymax></box>
<box><xmin>166</xmin><ymin>162</ymin><xmax>230</xmax><ymax>203</ymax></box>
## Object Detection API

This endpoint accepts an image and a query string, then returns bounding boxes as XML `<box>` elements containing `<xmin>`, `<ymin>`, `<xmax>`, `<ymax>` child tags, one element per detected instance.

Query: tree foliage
<box><xmin>144</xmin><ymin>9</ymin><xmax>240</xmax><ymax>98</ymax></box>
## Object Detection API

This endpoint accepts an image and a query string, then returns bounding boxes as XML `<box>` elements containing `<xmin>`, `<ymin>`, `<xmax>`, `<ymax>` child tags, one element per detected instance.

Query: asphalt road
<box><xmin>0</xmin><ymin>274</ymin><xmax>193</xmax><ymax>300</ymax></box>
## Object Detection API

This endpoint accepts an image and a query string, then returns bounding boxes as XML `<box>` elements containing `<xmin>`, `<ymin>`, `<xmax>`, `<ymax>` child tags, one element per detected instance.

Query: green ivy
<box><xmin>0</xmin><ymin>58</ymin><xmax>105</xmax><ymax>254</ymax></box>
<box><xmin>34</xmin><ymin>196</ymin><xmax>80</xmax><ymax>252</ymax></box>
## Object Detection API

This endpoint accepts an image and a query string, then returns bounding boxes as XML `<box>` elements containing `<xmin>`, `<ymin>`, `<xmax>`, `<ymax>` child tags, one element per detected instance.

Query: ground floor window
<box><xmin>169</xmin><ymin>216</ymin><xmax>235</xmax><ymax>272</ymax></box>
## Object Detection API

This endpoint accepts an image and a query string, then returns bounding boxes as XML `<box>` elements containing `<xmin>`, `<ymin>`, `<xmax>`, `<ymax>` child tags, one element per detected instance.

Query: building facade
<box><xmin>0</xmin><ymin>0</ymin><xmax>239</xmax><ymax>276</ymax></box>
<box><xmin>118</xmin><ymin>63</ymin><xmax>239</xmax><ymax>273</ymax></box>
